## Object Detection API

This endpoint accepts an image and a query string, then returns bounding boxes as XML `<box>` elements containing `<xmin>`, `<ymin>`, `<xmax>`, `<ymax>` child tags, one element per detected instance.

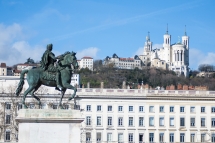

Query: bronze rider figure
<box><xmin>40</xmin><ymin>44</ymin><xmax>65</xmax><ymax>90</ymax></box>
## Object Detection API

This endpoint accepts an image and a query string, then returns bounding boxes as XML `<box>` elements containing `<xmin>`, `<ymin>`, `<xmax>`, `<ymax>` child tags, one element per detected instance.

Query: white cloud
<box><xmin>134</xmin><ymin>47</ymin><xmax>143</xmax><ymax>55</ymax></box>
<box><xmin>76</xmin><ymin>47</ymin><xmax>99</xmax><ymax>59</ymax></box>
<box><xmin>0</xmin><ymin>23</ymin><xmax>46</xmax><ymax>66</ymax></box>
<box><xmin>189</xmin><ymin>48</ymin><xmax>215</xmax><ymax>70</ymax></box>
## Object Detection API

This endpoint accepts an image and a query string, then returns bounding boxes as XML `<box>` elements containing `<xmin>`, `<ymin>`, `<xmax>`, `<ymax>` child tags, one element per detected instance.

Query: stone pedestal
<box><xmin>16</xmin><ymin>109</ymin><xmax>84</xmax><ymax>143</ymax></box>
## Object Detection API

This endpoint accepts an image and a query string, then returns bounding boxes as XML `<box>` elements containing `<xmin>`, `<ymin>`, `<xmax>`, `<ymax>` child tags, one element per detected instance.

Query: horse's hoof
<box><xmin>59</xmin><ymin>105</ymin><xmax>64</xmax><ymax>109</ymax></box>
<box><xmin>68</xmin><ymin>97</ymin><xmax>73</xmax><ymax>101</ymax></box>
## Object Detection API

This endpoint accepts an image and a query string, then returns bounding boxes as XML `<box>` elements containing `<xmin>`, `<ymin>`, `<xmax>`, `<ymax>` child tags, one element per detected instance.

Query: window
<box><xmin>212</xmin><ymin>118</ymin><xmax>215</xmax><ymax>127</ymax></box>
<box><xmin>190</xmin><ymin>107</ymin><xmax>195</xmax><ymax>112</ymax></box>
<box><xmin>170</xmin><ymin>118</ymin><xmax>174</xmax><ymax>126</ymax></box>
<box><xmin>212</xmin><ymin>107</ymin><xmax>215</xmax><ymax>113</ymax></box>
<box><xmin>160</xmin><ymin>106</ymin><xmax>164</xmax><ymax>112</ymax></box>
<box><xmin>118</xmin><ymin>133</ymin><xmax>123</xmax><ymax>142</ymax></box>
<box><xmin>201</xmin><ymin>107</ymin><xmax>205</xmax><ymax>113</ymax></box>
<box><xmin>139</xmin><ymin>117</ymin><xmax>144</xmax><ymax>126</ymax></box>
<box><xmin>159</xmin><ymin>133</ymin><xmax>164</xmax><ymax>143</ymax></box>
<box><xmin>97</xmin><ymin>116</ymin><xmax>101</xmax><ymax>126</ymax></box>
<box><xmin>86</xmin><ymin>132</ymin><xmax>91</xmax><ymax>142</ymax></box>
<box><xmin>108</xmin><ymin>106</ymin><xmax>112</xmax><ymax>111</ymax></box>
<box><xmin>6</xmin><ymin>115</ymin><xmax>11</xmax><ymax>124</ymax></box>
<box><xmin>5</xmin><ymin>131</ymin><xmax>10</xmax><ymax>141</ymax></box>
<box><xmin>149</xmin><ymin>117</ymin><xmax>154</xmax><ymax>126</ymax></box>
<box><xmin>212</xmin><ymin>134</ymin><xmax>215</xmax><ymax>142</ymax></box>
<box><xmin>128</xmin><ymin>133</ymin><xmax>133</xmax><ymax>142</ymax></box>
<box><xmin>149</xmin><ymin>106</ymin><xmax>154</xmax><ymax>112</ymax></box>
<box><xmin>18</xmin><ymin>104</ymin><xmax>22</xmax><ymax>110</ymax></box>
<box><xmin>118</xmin><ymin>117</ymin><xmax>123</xmax><ymax>126</ymax></box>
<box><xmin>129</xmin><ymin>106</ymin><xmax>133</xmax><ymax>112</ymax></box>
<box><xmin>201</xmin><ymin>133</ymin><xmax>205</xmax><ymax>142</ymax></box>
<box><xmin>86</xmin><ymin>116</ymin><xmax>91</xmax><ymax>126</ymax></box>
<box><xmin>180</xmin><ymin>133</ymin><xmax>185</xmax><ymax>142</ymax></box>
<box><xmin>52</xmin><ymin>104</ymin><xmax>57</xmax><ymax>109</ymax></box>
<box><xmin>108</xmin><ymin>117</ymin><xmax>112</xmax><ymax>126</ymax></box>
<box><xmin>190</xmin><ymin>118</ymin><xmax>195</xmax><ymax>126</ymax></box>
<box><xmin>149</xmin><ymin>133</ymin><xmax>154</xmax><ymax>143</ymax></box>
<box><xmin>170</xmin><ymin>106</ymin><xmax>174</xmax><ymax>112</ymax></box>
<box><xmin>128</xmin><ymin>117</ymin><xmax>133</xmax><ymax>126</ymax></box>
<box><xmin>190</xmin><ymin>133</ymin><xmax>195</xmax><ymax>142</ymax></box>
<box><xmin>64</xmin><ymin>104</ymin><xmax>69</xmax><ymax>110</ymax></box>
<box><xmin>139</xmin><ymin>133</ymin><xmax>144</xmax><ymax>142</ymax></box>
<box><xmin>41</xmin><ymin>104</ymin><xmax>46</xmax><ymax>109</ymax></box>
<box><xmin>139</xmin><ymin>106</ymin><xmax>144</xmax><ymax>112</ymax></box>
<box><xmin>107</xmin><ymin>133</ymin><xmax>112</xmax><ymax>142</ymax></box>
<box><xmin>180</xmin><ymin>117</ymin><xmax>185</xmax><ymax>126</ymax></box>
<box><xmin>6</xmin><ymin>103</ymin><xmax>11</xmax><ymax>110</ymax></box>
<box><xmin>159</xmin><ymin>117</ymin><xmax>164</xmax><ymax>126</ymax></box>
<box><xmin>201</xmin><ymin>118</ymin><xmax>205</xmax><ymax>127</ymax></box>
<box><xmin>96</xmin><ymin>132</ymin><xmax>101</xmax><ymax>142</ymax></box>
<box><xmin>97</xmin><ymin>105</ymin><xmax>101</xmax><ymax>111</ymax></box>
<box><xmin>169</xmin><ymin>133</ymin><xmax>174</xmax><ymax>142</ymax></box>
<box><xmin>86</xmin><ymin>105</ymin><xmax>91</xmax><ymax>111</ymax></box>
<box><xmin>180</xmin><ymin>107</ymin><xmax>185</xmax><ymax>112</ymax></box>
<box><xmin>118</xmin><ymin>106</ymin><xmax>123</xmax><ymax>112</ymax></box>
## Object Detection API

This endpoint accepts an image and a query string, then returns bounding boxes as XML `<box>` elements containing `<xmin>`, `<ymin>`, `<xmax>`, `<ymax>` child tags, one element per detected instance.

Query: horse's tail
<box><xmin>15</xmin><ymin>70</ymin><xmax>28</xmax><ymax>96</ymax></box>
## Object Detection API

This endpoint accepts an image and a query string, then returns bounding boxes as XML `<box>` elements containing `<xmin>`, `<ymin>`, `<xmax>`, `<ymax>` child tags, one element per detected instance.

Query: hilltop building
<box><xmin>139</xmin><ymin>26</ymin><xmax>189</xmax><ymax>77</ymax></box>
<box><xmin>104</xmin><ymin>54</ymin><xmax>142</xmax><ymax>69</ymax></box>
<box><xmin>78</xmin><ymin>56</ymin><xmax>94</xmax><ymax>71</ymax></box>
<box><xmin>104</xmin><ymin>26</ymin><xmax>190</xmax><ymax>77</ymax></box>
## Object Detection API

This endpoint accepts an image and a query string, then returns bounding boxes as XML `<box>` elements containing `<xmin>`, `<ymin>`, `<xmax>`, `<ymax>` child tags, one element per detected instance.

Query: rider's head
<box><xmin>47</xmin><ymin>44</ymin><xmax>53</xmax><ymax>51</ymax></box>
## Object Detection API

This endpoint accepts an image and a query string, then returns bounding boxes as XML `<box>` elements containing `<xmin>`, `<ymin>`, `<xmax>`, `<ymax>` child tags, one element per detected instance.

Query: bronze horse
<box><xmin>15</xmin><ymin>52</ymin><xmax>78</xmax><ymax>109</ymax></box>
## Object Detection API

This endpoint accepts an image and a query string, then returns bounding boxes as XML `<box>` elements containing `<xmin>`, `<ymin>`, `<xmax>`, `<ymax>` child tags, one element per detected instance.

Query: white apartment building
<box><xmin>0</xmin><ymin>63</ymin><xmax>13</xmax><ymax>76</ymax></box>
<box><xmin>16</xmin><ymin>63</ymin><xmax>38</xmax><ymax>71</ymax></box>
<box><xmin>1</xmin><ymin>89</ymin><xmax>215</xmax><ymax>142</ymax></box>
<box><xmin>1</xmin><ymin>89</ymin><xmax>215</xmax><ymax>143</ymax></box>
<box><xmin>71</xmin><ymin>73</ymin><xmax>80</xmax><ymax>87</ymax></box>
<box><xmin>78</xmin><ymin>57</ymin><xmax>94</xmax><ymax>71</ymax></box>
<box><xmin>77</xmin><ymin>89</ymin><xmax>215</xmax><ymax>143</ymax></box>
<box><xmin>104</xmin><ymin>54</ymin><xmax>142</xmax><ymax>69</ymax></box>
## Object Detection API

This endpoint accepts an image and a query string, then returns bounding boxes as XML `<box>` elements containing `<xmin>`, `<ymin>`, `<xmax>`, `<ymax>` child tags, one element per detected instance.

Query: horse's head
<box><xmin>63</xmin><ymin>52</ymin><xmax>79</xmax><ymax>69</ymax></box>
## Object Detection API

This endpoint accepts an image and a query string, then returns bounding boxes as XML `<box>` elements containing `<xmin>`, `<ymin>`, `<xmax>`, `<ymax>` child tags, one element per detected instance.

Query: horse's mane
<box><xmin>58</xmin><ymin>51</ymin><xmax>76</xmax><ymax>63</ymax></box>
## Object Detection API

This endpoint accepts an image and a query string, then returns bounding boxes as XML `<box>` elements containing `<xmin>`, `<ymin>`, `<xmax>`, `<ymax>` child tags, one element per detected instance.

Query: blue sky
<box><xmin>0</xmin><ymin>0</ymin><xmax>214</xmax><ymax>70</ymax></box>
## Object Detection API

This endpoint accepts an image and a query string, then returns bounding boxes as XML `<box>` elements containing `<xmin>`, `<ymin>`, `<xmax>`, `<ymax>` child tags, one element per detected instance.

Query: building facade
<box><xmin>1</xmin><ymin>85</ymin><xmax>215</xmax><ymax>142</ymax></box>
<box><xmin>104</xmin><ymin>54</ymin><xmax>142</xmax><ymax>69</ymax></box>
<box><xmin>0</xmin><ymin>63</ymin><xmax>13</xmax><ymax>76</ymax></box>
<box><xmin>77</xmin><ymin>89</ymin><xmax>215</xmax><ymax>143</ymax></box>
<box><xmin>78</xmin><ymin>57</ymin><xmax>94</xmax><ymax>71</ymax></box>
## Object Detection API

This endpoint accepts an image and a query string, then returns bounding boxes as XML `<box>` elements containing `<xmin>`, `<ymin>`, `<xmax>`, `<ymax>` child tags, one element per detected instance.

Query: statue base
<box><xmin>16</xmin><ymin>109</ymin><xmax>84</xmax><ymax>143</ymax></box>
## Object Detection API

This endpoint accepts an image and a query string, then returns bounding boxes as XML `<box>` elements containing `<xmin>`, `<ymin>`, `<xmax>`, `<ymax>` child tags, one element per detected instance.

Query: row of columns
<box><xmin>174</xmin><ymin>51</ymin><xmax>184</xmax><ymax>62</ymax></box>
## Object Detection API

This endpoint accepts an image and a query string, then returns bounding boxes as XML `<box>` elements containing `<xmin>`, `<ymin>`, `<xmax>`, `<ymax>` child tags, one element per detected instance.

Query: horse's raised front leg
<box><xmin>59</xmin><ymin>88</ymin><xmax>66</xmax><ymax>109</ymax></box>
<box><xmin>22</xmin><ymin>86</ymin><xmax>35</xmax><ymax>109</ymax></box>
<box><xmin>62</xmin><ymin>83</ymin><xmax>77</xmax><ymax>101</ymax></box>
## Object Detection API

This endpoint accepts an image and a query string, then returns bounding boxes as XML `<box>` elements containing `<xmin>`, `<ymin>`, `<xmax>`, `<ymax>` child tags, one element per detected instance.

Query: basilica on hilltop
<box><xmin>139</xmin><ymin>26</ymin><xmax>189</xmax><ymax>77</ymax></box>
<box><xmin>104</xmin><ymin>26</ymin><xmax>189</xmax><ymax>77</ymax></box>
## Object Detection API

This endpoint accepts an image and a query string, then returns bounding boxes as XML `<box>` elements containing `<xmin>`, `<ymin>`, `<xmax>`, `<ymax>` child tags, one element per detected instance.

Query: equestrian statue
<box><xmin>15</xmin><ymin>44</ymin><xmax>79</xmax><ymax>109</ymax></box>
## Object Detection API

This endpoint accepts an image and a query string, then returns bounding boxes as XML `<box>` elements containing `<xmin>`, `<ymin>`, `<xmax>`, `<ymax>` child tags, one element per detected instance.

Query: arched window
<box><xmin>166</xmin><ymin>39</ymin><xmax>167</xmax><ymax>44</ymax></box>
<box><xmin>168</xmin><ymin>38</ymin><xmax>170</xmax><ymax>44</ymax></box>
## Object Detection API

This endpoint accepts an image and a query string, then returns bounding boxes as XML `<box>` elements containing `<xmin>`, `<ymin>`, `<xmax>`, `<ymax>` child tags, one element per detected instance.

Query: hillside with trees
<box><xmin>76</xmin><ymin>61</ymin><xmax>215</xmax><ymax>90</ymax></box>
